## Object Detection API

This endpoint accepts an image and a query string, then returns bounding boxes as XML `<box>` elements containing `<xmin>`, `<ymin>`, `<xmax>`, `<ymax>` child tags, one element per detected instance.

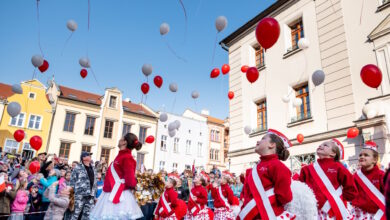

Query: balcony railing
<box><xmin>291</xmin><ymin>111</ymin><xmax>312</xmax><ymax>123</ymax></box>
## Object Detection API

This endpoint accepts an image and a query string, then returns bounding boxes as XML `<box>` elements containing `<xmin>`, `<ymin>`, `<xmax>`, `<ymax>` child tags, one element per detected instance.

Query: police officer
<box><xmin>70</xmin><ymin>152</ymin><xmax>97</xmax><ymax>220</ymax></box>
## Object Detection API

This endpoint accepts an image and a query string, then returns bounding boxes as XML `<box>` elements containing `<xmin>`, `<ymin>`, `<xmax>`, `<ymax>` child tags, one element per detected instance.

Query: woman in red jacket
<box><xmin>237</xmin><ymin>129</ymin><xmax>295</xmax><ymax>220</ymax></box>
<box><xmin>299</xmin><ymin>138</ymin><xmax>357</xmax><ymax>220</ymax></box>
<box><xmin>351</xmin><ymin>141</ymin><xmax>385</xmax><ymax>220</ymax></box>
<box><xmin>185</xmin><ymin>174</ymin><xmax>213</xmax><ymax>220</ymax></box>
<box><xmin>155</xmin><ymin>173</ymin><xmax>187</xmax><ymax>220</ymax></box>
<box><xmin>90</xmin><ymin>132</ymin><xmax>144</xmax><ymax>219</ymax></box>
<box><xmin>210</xmin><ymin>171</ymin><xmax>239</xmax><ymax>220</ymax></box>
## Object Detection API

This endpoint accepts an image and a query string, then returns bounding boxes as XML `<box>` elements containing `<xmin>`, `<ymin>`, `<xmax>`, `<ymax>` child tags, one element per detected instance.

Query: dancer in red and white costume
<box><xmin>351</xmin><ymin>141</ymin><xmax>385</xmax><ymax>220</ymax></box>
<box><xmin>299</xmin><ymin>138</ymin><xmax>357</xmax><ymax>220</ymax></box>
<box><xmin>90</xmin><ymin>133</ymin><xmax>144</xmax><ymax>220</ymax></box>
<box><xmin>154</xmin><ymin>173</ymin><xmax>187</xmax><ymax>220</ymax></box>
<box><xmin>210</xmin><ymin>171</ymin><xmax>239</xmax><ymax>220</ymax></box>
<box><xmin>238</xmin><ymin>129</ymin><xmax>295</xmax><ymax>220</ymax></box>
<box><xmin>185</xmin><ymin>173</ymin><xmax>214</xmax><ymax>220</ymax></box>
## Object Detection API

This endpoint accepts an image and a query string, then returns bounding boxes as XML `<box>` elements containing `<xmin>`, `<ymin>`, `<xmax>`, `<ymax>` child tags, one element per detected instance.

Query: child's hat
<box><xmin>363</xmin><ymin>141</ymin><xmax>378</xmax><ymax>152</ymax></box>
<box><xmin>267</xmin><ymin>129</ymin><xmax>292</xmax><ymax>148</ymax></box>
<box><xmin>332</xmin><ymin>138</ymin><xmax>344</xmax><ymax>160</ymax></box>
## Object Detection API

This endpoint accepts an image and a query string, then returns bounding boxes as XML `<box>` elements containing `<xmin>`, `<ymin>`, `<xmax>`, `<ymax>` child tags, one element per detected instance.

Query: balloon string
<box><xmin>36</xmin><ymin>0</ymin><xmax>44</xmax><ymax>57</ymax></box>
<box><xmin>178</xmin><ymin>0</ymin><xmax>188</xmax><ymax>40</ymax></box>
<box><xmin>163</xmin><ymin>37</ymin><xmax>187</xmax><ymax>62</ymax></box>
<box><xmin>211</xmin><ymin>33</ymin><xmax>218</xmax><ymax>65</ymax></box>
<box><xmin>195</xmin><ymin>0</ymin><xmax>203</xmax><ymax>16</ymax></box>
<box><xmin>287</xmin><ymin>50</ymin><xmax>307</xmax><ymax>97</ymax></box>
<box><xmin>89</xmin><ymin>67</ymin><xmax>103</xmax><ymax>91</ymax></box>
<box><xmin>360</xmin><ymin>0</ymin><xmax>364</xmax><ymax>25</ymax></box>
<box><xmin>88</xmin><ymin>0</ymin><xmax>90</xmax><ymax>31</ymax></box>
<box><xmin>60</xmin><ymin>32</ymin><xmax>74</xmax><ymax>56</ymax></box>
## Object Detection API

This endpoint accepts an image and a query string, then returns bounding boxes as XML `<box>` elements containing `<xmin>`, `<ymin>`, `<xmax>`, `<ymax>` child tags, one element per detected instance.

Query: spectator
<box><xmin>39</xmin><ymin>169</ymin><xmax>60</xmax><ymax>216</ymax></box>
<box><xmin>71</xmin><ymin>162</ymin><xmax>78</xmax><ymax>170</ymax></box>
<box><xmin>9</xmin><ymin>179</ymin><xmax>29</xmax><ymax>220</ymax></box>
<box><xmin>37</xmin><ymin>153</ymin><xmax>47</xmax><ymax>168</ymax></box>
<box><xmin>40</xmin><ymin>161</ymin><xmax>54</xmax><ymax>178</ymax></box>
<box><xmin>95</xmin><ymin>172</ymin><xmax>103</xmax><ymax>199</ymax></box>
<box><xmin>44</xmin><ymin>181</ymin><xmax>74</xmax><ymax>220</ymax></box>
<box><xmin>0</xmin><ymin>172</ymin><xmax>16</xmax><ymax>220</ymax></box>
<box><xmin>176</xmin><ymin>178</ymin><xmax>188</xmax><ymax>202</ymax></box>
<box><xmin>230</xmin><ymin>177</ymin><xmax>242</xmax><ymax>198</ymax></box>
<box><xmin>26</xmin><ymin>184</ymin><xmax>42</xmax><ymax>220</ymax></box>
<box><xmin>64</xmin><ymin>171</ymin><xmax>71</xmax><ymax>186</ymax></box>
<box><xmin>210</xmin><ymin>165</ymin><xmax>221</xmax><ymax>178</ymax></box>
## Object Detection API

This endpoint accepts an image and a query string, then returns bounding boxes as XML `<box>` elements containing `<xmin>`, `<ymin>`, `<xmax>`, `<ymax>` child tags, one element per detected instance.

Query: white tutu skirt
<box><xmin>90</xmin><ymin>190</ymin><xmax>144</xmax><ymax>220</ymax></box>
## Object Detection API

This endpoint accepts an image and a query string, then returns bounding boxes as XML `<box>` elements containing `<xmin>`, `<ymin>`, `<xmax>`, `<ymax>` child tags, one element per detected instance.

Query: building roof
<box><xmin>203</xmin><ymin>115</ymin><xmax>225</xmax><ymax>126</ymax></box>
<box><xmin>59</xmin><ymin>85</ymin><xmax>155</xmax><ymax>118</ymax></box>
<box><xmin>0</xmin><ymin>83</ymin><xmax>13</xmax><ymax>100</ymax></box>
<box><xmin>219</xmin><ymin>0</ymin><xmax>290</xmax><ymax>48</ymax></box>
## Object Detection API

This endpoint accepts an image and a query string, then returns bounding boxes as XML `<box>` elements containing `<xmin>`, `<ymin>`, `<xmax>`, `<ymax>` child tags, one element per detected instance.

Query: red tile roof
<box><xmin>0</xmin><ymin>83</ymin><xmax>14</xmax><ymax>100</ymax></box>
<box><xmin>202</xmin><ymin>115</ymin><xmax>225</xmax><ymax>126</ymax></box>
<box><xmin>122</xmin><ymin>101</ymin><xmax>154</xmax><ymax>117</ymax></box>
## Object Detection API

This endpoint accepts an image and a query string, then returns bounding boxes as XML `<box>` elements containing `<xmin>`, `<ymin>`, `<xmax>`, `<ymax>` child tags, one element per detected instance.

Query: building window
<box><xmin>59</xmin><ymin>142</ymin><xmax>71</xmax><ymax>159</ymax></box>
<box><xmin>4</xmin><ymin>139</ymin><xmax>20</xmax><ymax>153</ymax></box>
<box><xmin>159</xmin><ymin>161</ymin><xmax>165</xmax><ymax>171</ymax></box>
<box><xmin>215</xmin><ymin>150</ymin><xmax>219</xmax><ymax>161</ymax></box>
<box><xmin>293</xmin><ymin>84</ymin><xmax>311</xmax><ymax>122</ymax></box>
<box><xmin>22</xmin><ymin>143</ymin><xmax>35</xmax><ymax>160</ymax></box>
<box><xmin>209</xmin><ymin>149</ymin><xmax>214</xmax><ymax>160</ymax></box>
<box><xmin>289</xmin><ymin>19</ymin><xmax>304</xmax><ymax>51</ymax></box>
<box><xmin>173</xmin><ymin>138</ymin><xmax>179</xmax><ymax>153</ymax></box>
<box><xmin>81</xmin><ymin>145</ymin><xmax>91</xmax><ymax>153</ymax></box>
<box><xmin>136</xmin><ymin>153</ymin><xmax>145</xmax><ymax>170</ymax></box>
<box><xmin>122</xmin><ymin>123</ymin><xmax>132</xmax><ymax>136</ymax></box>
<box><xmin>63</xmin><ymin>112</ymin><xmax>76</xmax><ymax>132</ymax></box>
<box><xmin>9</xmin><ymin>113</ymin><xmax>25</xmax><ymax>127</ymax></box>
<box><xmin>255</xmin><ymin>45</ymin><xmax>265</xmax><ymax>68</ymax></box>
<box><xmin>101</xmin><ymin>148</ymin><xmax>111</xmax><ymax>162</ymax></box>
<box><xmin>185</xmin><ymin>165</ymin><xmax>191</xmax><ymax>170</ymax></box>
<box><xmin>186</xmin><ymin>140</ymin><xmax>191</xmax><ymax>155</ymax></box>
<box><xmin>210</xmin><ymin>130</ymin><xmax>215</xmax><ymax>141</ymax></box>
<box><xmin>28</xmin><ymin>115</ymin><xmax>42</xmax><ymax>130</ymax></box>
<box><xmin>256</xmin><ymin>100</ymin><xmax>267</xmax><ymax>131</ymax></box>
<box><xmin>28</xmin><ymin>92</ymin><xmax>36</xmax><ymax>99</ymax></box>
<box><xmin>109</xmin><ymin>96</ymin><xmax>117</xmax><ymax>108</ymax></box>
<box><xmin>161</xmin><ymin>135</ymin><xmax>167</xmax><ymax>151</ymax></box>
<box><xmin>172</xmin><ymin>163</ymin><xmax>178</xmax><ymax>172</ymax></box>
<box><xmin>84</xmin><ymin>116</ymin><xmax>96</xmax><ymax>136</ymax></box>
<box><xmin>211</xmin><ymin>129</ymin><xmax>220</xmax><ymax>142</ymax></box>
<box><xmin>104</xmin><ymin>120</ymin><xmax>114</xmax><ymax>138</ymax></box>
<box><xmin>197</xmin><ymin>142</ymin><xmax>202</xmax><ymax>157</ymax></box>
<box><xmin>209</xmin><ymin>149</ymin><xmax>219</xmax><ymax>161</ymax></box>
<box><xmin>139</xmin><ymin>127</ymin><xmax>147</xmax><ymax>144</ymax></box>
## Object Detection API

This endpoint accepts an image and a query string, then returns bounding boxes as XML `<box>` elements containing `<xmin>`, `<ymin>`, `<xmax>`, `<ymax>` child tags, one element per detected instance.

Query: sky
<box><xmin>0</xmin><ymin>0</ymin><xmax>276</xmax><ymax>119</ymax></box>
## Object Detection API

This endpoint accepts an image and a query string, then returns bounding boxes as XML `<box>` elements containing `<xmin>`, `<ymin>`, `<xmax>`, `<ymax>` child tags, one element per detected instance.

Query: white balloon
<box><xmin>293</xmin><ymin>98</ymin><xmax>302</xmax><ymax>107</ymax></box>
<box><xmin>160</xmin><ymin>113</ymin><xmax>168</xmax><ymax>122</ymax></box>
<box><xmin>31</xmin><ymin>55</ymin><xmax>44</xmax><ymax>67</ymax></box>
<box><xmin>298</xmin><ymin>38</ymin><xmax>310</xmax><ymax>50</ymax></box>
<box><xmin>191</xmin><ymin>91</ymin><xmax>199</xmax><ymax>99</ymax></box>
<box><xmin>169</xmin><ymin>83</ymin><xmax>178</xmax><ymax>93</ymax></box>
<box><xmin>66</xmin><ymin>20</ymin><xmax>78</xmax><ymax>32</ymax></box>
<box><xmin>312</xmin><ymin>70</ymin><xmax>325</xmax><ymax>86</ymax></box>
<box><xmin>7</xmin><ymin>102</ymin><xmax>21</xmax><ymax>118</ymax></box>
<box><xmin>79</xmin><ymin>57</ymin><xmax>91</xmax><ymax>68</ymax></box>
<box><xmin>282</xmin><ymin>95</ymin><xmax>290</xmax><ymax>103</ymax></box>
<box><xmin>12</xmin><ymin>84</ymin><xmax>23</xmax><ymax>94</ymax></box>
<box><xmin>168</xmin><ymin>122</ymin><xmax>176</xmax><ymax>131</ymax></box>
<box><xmin>174</xmin><ymin>120</ymin><xmax>181</xmax><ymax>129</ymax></box>
<box><xmin>244</xmin><ymin>126</ymin><xmax>252</xmax><ymax>135</ymax></box>
<box><xmin>168</xmin><ymin>129</ymin><xmax>176</xmax><ymax>137</ymax></box>
<box><xmin>215</xmin><ymin>16</ymin><xmax>228</xmax><ymax>32</ymax></box>
<box><xmin>160</xmin><ymin>23</ymin><xmax>170</xmax><ymax>35</ymax></box>
<box><xmin>366</xmin><ymin>109</ymin><xmax>377</xmax><ymax>119</ymax></box>
<box><xmin>142</xmin><ymin>64</ymin><xmax>153</xmax><ymax>77</ymax></box>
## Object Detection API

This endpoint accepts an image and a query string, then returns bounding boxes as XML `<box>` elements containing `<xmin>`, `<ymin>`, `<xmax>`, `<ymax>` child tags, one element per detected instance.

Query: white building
<box><xmin>220</xmin><ymin>0</ymin><xmax>390</xmax><ymax>174</ymax></box>
<box><xmin>154</xmin><ymin>111</ymin><xmax>209</xmax><ymax>173</ymax></box>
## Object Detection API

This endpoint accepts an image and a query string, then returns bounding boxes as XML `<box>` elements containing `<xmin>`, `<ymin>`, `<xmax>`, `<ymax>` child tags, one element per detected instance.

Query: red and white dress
<box><xmin>154</xmin><ymin>187</ymin><xmax>188</xmax><ymax>220</ymax></box>
<box><xmin>185</xmin><ymin>185</ymin><xmax>214</xmax><ymax>220</ymax></box>
<box><xmin>299</xmin><ymin>158</ymin><xmax>358</xmax><ymax>220</ymax></box>
<box><xmin>210</xmin><ymin>182</ymin><xmax>239</xmax><ymax>220</ymax></box>
<box><xmin>351</xmin><ymin>166</ymin><xmax>385</xmax><ymax>220</ymax></box>
<box><xmin>238</xmin><ymin>154</ymin><xmax>295</xmax><ymax>220</ymax></box>
<box><xmin>90</xmin><ymin>148</ymin><xmax>143</xmax><ymax>220</ymax></box>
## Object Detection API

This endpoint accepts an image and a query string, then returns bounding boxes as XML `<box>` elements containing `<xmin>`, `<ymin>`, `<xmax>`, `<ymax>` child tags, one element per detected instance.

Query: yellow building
<box><xmin>0</xmin><ymin>80</ymin><xmax>53</xmax><ymax>158</ymax></box>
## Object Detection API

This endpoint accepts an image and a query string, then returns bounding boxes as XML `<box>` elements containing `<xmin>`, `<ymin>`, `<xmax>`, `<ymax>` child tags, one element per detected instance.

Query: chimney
<box><xmin>201</xmin><ymin>109</ymin><xmax>210</xmax><ymax>116</ymax></box>
<box><xmin>124</xmin><ymin>98</ymin><xmax>131</xmax><ymax>103</ymax></box>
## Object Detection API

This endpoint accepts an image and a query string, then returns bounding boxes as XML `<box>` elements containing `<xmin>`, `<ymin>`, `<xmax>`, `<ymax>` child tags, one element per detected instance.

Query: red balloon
<box><xmin>246</xmin><ymin>67</ymin><xmax>259</xmax><ymax>83</ymax></box>
<box><xmin>80</xmin><ymin>69</ymin><xmax>88</xmax><ymax>78</ymax></box>
<box><xmin>154</xmin><ymin>75</ymin><xmax>163</xmax><ymax>88</ymax></box>
<box><xmin>347</xmin><ymin>127</ymin><xmax>359</xmax><ymax>138</ymax></box>
<box><xmin>30</xmin><ymin>136</ymin><xmax>42</xmax><ymax>151</ymax></box>
<box><xmin>210</xmin><ymin>68</ymin><xmax>220</xmax><ymax>78</ymax></box>
<box><xmin>297</xmin><ymin>134</ymin><xmax>304</xmax><ymax>144</ymax></box>
<box><xmin>241</xmin><ymin>65</ymin><xmax>249</xmax><ymax>73</ymax></box>
<box><xmin>13</xmin><ymin>130</ymin><xmax>25</xmax><ymax>142</ymax></box>
<box><xmin>29</xmin><ymin>161</ymin><xmax>40</xmax><ymax>174</ymax></box>
<box><xmin>256</xmin><ymin>17</ymin><xmax>280</xmax><ymax>49</ymax></box>
<box><xmin>360</xmin><ymin>64</ymin><xmax>382</xmax><ymax>89</ymax></box>
<box><xmin>145</xmin><ymin>135</ymin><xmax>155</xmax><ymax>144</ymax></box>
<box><xmin>228</xmin><ymin>91</ymin><xmax>234</xmax><ymax>100</ymax></box>
<box><xmin>141</xmin><ymin>83</ymin><xmax>150</xmax><ymax>95</ymax></box>
<box><xmin>38</xmin><ymin>60</ymin><xmax>49</xmax><ymax>73</ymax></box>
<box><xmin>221</xmin><ymin>64</ymin><xmax>230</xmax><ymax>75</ymax></box>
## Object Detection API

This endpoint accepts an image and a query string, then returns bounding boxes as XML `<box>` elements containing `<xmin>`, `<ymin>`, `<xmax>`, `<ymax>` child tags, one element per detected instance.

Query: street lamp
<box><xmin>228</xmin><ymin>158</ymin><xmax>231</xmax><ymax>170</ymax></box>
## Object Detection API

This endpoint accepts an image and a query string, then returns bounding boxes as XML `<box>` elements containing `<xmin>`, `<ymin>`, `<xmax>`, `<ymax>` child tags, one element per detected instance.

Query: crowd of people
<box><xmin>0</xmin><ymin>129</ymin><xmax>389</xmax><ymax>220</ymax></box>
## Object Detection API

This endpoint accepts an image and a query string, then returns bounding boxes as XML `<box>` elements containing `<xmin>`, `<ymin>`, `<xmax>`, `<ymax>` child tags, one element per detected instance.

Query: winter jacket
<box><xmin>39</xmin><ymin>176</ymin><xmax>58</xmax><ymax>203</ymax></box>
<box><xmin>11</xmin><ymin>190</ymin><xmax>29</xmax><ymax>213</ymax></box>
<box><xmin>70</xmin><ymin>163</ymin><xmax>97</xmax><ymax>197</ymax></box>
<box><xmin>0</xmin><ymin>188</ymin><xmax>17</xmax><ymax>214</ymax></box>
<box><xmin>44</xmin><ymin>185</ymin><xmax>70</xmax><ymax>220</ymax></box>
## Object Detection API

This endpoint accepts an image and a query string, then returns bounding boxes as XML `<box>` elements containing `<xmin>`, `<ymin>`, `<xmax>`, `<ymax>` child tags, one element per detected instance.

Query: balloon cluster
<box><xmin>79</xmin><ymin>57</ymin><xmax>91</xmax><ymax>78</ymax></box>
<box><xmin>31</xmin><ymin>55</ymin><xmax>49</xmax><ymax>73</ymax></box>
<box><xmin>167</xmin><ymin>120</ymin><xmax>181</xmax><ymax>137</ymax></box>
